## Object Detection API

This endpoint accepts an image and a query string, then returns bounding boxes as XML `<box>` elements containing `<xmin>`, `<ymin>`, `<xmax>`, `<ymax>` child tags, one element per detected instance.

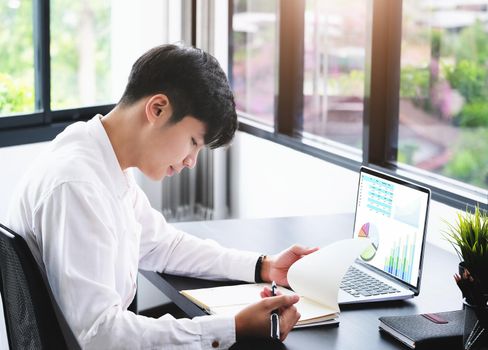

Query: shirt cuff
<box><xmin>195</xmin><ymin>315</ymin><xmax>236</xmax><ymax>349</ymax></box>
<box><xmin>224</xmin><ymin>250</ymin><xmax>262</xmax><ymax>282</ymax></box>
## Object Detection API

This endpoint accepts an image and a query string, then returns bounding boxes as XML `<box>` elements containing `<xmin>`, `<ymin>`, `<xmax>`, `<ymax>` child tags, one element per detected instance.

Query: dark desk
<box><xmin>141</xmin><ymin>214</ymin><xmax>462</xmax><ymax>349</ymax></box>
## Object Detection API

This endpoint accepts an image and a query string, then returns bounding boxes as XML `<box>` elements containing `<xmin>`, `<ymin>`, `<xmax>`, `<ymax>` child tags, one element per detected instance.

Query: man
<box><xmin>7</xmin><ymin>44</ymin><xmax>316</xmax><ymax>349</ymax></box>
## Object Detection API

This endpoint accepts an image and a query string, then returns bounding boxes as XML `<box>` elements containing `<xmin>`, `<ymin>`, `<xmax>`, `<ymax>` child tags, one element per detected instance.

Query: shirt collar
<box><xmin>87</xmin><ymin>114</ymin><xmax>130</xmax><ymax>198</ymax></box>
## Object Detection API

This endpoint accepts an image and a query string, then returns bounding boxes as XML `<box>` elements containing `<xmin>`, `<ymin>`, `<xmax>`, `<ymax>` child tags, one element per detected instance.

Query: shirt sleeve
<box><xmin>132</xmin><ymin>183</ymin><xmax>260</xmax><ymax>282</ymax></box>
<box><xmin>34</xmin><ymin>182</ymin><xmax>238</xmax><ymax>350</ymax></box>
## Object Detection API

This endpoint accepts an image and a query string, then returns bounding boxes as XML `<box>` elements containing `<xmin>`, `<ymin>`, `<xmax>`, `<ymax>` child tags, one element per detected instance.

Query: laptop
<box><xmin>338</xmin><ymin>166</ymin><xmax>431</xmax><ymax>305</ymax></box>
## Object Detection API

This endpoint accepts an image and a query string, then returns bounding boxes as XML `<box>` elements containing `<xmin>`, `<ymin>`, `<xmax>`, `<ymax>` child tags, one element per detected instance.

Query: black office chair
<box><xmin>0</xmin><ymin>223</ymin><xmax>81</xmax><ymax>350</ymax></box>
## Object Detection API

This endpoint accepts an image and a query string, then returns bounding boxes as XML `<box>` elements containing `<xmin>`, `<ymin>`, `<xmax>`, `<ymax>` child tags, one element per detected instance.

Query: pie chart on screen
<box><xmin>358</xmin><ymin>222</ymin><xmax>380</xmax><ymax>261</ymax></box>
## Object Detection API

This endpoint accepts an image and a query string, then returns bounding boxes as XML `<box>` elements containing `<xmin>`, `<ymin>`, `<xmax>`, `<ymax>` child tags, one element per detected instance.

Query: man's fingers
<box><xmin>260</xmin><ymin>286</ymin><xmax>283</xmax><ymax>298</ymax></box>
<box><xmin>260</xmin><ymin>287</ymin><xmax>272</xmax><ymax>298</ymax></box>
<box><xmin>289</xmin><ymin>244</ymin><xmax>319</xmax><ymax>257</ymax></box>
<box><xmin>263</xmin><ymin>294</ymin><xmax>299</xmax><ymax>311</ymax></box>
<box><xmin>281</xmin><ymin>311</ymin><xmax>301</xmax><ymax>341</ymax></box>
<box><xmin>279</xmin><ymin>305</ymin><xmax>301</xmax><ymax>341</ymax></box>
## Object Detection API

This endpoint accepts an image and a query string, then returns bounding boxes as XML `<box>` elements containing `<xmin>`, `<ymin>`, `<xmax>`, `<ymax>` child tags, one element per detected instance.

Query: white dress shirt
<box><xmin>6</xmin><ymin>115</ymin><xmax>260</xmax><ymax>350</ymax></box>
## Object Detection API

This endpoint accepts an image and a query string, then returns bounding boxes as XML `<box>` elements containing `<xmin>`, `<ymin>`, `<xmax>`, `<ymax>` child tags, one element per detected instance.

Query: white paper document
<box><xmin>181</xmin><ymin>238</ymin><xmax>370</xmax><ymax>327</ymax></box>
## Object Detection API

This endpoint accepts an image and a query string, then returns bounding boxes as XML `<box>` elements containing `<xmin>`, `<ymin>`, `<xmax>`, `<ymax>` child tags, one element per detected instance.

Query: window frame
<box><xmin>228</xmin><ymin>0</ymin><xmax>487</xmax><ymax>211</ymax></box>
<box><xmin>1</xmin><ymin>0</ymin><xmax>486</xmax><ymax>211</ymax></box>
<box><xmin>0</xmin><ymin>0</ymin><xmax>116</xmax><ymax>147</ymax></box>
<box><xmin>0</xmin><ymin>0</ymin><xmax>196</xmax><ymax>148</ymax></box>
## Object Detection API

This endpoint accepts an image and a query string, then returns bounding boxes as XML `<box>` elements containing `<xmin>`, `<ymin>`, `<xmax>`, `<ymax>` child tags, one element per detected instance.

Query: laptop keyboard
<box><xmin>340</xmin><ymin>266</ymin><xmax>400</xmax><ymax>298</ymax></box>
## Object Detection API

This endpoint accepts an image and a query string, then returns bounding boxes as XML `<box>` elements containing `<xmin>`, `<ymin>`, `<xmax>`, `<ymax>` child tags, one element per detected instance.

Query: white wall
<box><xmin>229</xmin><ymin>131</ymin><xmax>460</xmax><ymax>254</ymax></box>
<box><xmin>0</xmin><ymin>143</ymin><xmax>49</xmax><ymax>220</ymax></box>
<box><xmin>0</xmin><ymin>136</ymin><xmax>463</xmax><ymax>254</ymax></box>
<box><xmin>0</xmin><ymin>142</ymin><xmax>50</xmax><ymax>350</ymax></box>
<box><xmin>229</xmin><ymin>132</ymin><xmax>358</xmax><ymax>218</ymax></box>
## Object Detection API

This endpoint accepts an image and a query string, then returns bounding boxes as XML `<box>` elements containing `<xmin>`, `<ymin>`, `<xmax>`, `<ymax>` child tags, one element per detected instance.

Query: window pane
<box><xmin>231</xmin><ymin>0</ymin><xmax>277</xmax><ymax>126</ymax></box>
<box><xmin>0</xmin><ymin>0</ymin><xmax>35</xmax><ymax>116</ymax></box>
<box><xmin>301</xmin><ymin>0</ymin><xmax>367</xmax><ymax>151</ymax></box>
<box><xmin>399</xmin><ymin>1</ymin><xmax>488</xmax><ymax>189</ymax></box>
<box><xmin>51</xmin><ymin>0</ymin><xmax>111</xmax><ymax>109</ymax></box>
<box><xmin>51</xmin><ymin>0</ymin><xmax>181</xmax><ymax>110</ymax></box>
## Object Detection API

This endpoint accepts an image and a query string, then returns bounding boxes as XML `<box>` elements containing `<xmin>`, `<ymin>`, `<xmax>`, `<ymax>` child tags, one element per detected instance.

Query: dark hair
<box><xmin>119</xmin><ymin>44</ymin><xmax>238</xmax><ymax>148</ymax></box>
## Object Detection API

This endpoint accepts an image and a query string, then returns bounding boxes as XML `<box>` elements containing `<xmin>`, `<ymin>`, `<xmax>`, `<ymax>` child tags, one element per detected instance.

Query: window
<box><xmin>0</xmin><ymin>0</ymin><xmax>35</xmax><ymax>116</ymax></box>
<box><xmin>50</xmin><ymin>0</ymin><xmax>111</xmax><ymax>109</ymax></box>
<box><xmin>399</xmin><ymin>1</ymin><xmax>488</xmax><ymax>190</ymax></box>
<box><xmin>302</xmin><ymin>0</ymin><xmax>367</xmax><ymax>151</ymax></box>
<box><xmin>230</xmin><ymin>0</ymin><xmax>487</xmax><ymax>210</ymax></box>
<box><xmin>231</xmin><ymin>0</ymin><xmax>277</xmax><ymax>126</ymax></box>
<box><xmin>0</xmin><ymin>0</ymin><xmax>186</xmax><ymax>146</ymax></box>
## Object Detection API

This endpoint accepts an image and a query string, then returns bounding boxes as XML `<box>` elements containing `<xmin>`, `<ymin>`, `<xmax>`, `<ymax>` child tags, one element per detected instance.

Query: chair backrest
<box><xmin>0</xmin><ymin>223</ymin><xmax>81</xmax><ymax>350</ymax></box>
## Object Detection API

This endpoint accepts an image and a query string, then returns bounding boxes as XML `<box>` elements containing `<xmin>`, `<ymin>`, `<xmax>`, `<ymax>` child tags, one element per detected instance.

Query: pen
<box><xmin>270</xmin><ymin>281</ymin><xmax>280</xmax><ymax>339</ymax></box>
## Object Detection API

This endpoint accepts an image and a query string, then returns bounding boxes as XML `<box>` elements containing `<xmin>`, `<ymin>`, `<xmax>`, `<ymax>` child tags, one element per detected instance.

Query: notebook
<box><xmin>378</xmin><ymin>310</ymin><xmax>464</xmax><ymax>349</ymax></box>
<box><xmin>339</xmin><ymin>166</ymin><xmax>431</xmax><ymax>304</ymax></box>
<box><xmin>181</xmin><ymin>238</ymin><xmax>370</xmax><ymax>328</ymax></box>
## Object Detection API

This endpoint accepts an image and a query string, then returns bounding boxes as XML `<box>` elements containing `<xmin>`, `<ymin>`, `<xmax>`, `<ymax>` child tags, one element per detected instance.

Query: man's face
<box><xmin>139</xmin><ymin>114</ymin><xmax>206</xmax><ymax>181</ymax></box>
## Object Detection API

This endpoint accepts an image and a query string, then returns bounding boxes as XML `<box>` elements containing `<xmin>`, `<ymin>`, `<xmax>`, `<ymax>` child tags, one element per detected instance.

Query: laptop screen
<box><xmin>352</xmin><ymin>167</ymin><xmax>430</xmax><ymax>290</ymax></box>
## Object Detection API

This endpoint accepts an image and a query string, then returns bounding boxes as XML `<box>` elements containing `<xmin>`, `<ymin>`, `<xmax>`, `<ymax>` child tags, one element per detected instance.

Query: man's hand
<box><xmin>261</xmin><ymin>245</ymin><xmax>319</xmax><ymax>286</ymax></box>
<box><xmin>235</xmin><ymin>293</ymin><xmax>300</xmax><ymax>341</ymax></box>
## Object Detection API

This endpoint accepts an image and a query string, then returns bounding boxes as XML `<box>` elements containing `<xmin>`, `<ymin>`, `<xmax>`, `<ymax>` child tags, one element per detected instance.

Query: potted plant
<box><xmin>444</xmin><ymin>205</ymin><xmax>488</xmax><ymax>349</ymax></box>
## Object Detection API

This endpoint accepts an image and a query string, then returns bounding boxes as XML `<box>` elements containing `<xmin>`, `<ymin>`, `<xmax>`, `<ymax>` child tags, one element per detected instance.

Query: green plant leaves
<box><xmin>443</xmin><ymin>206</ymin><xmax>488</xmax><ymax>282</ymax></box>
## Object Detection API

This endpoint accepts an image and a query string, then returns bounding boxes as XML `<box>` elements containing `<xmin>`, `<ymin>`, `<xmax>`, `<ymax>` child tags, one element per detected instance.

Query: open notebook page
<box><xmin>287</xmin><ymin>238</ymin><xmax>370</xmax><ymax>313</ymax></box>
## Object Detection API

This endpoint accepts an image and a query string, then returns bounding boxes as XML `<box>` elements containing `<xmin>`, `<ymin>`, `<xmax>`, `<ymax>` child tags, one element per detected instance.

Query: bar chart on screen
<box><xmin>384</xmin><ymin>232</ymin><xmax>416</xmax><ymax>283</ymax></box>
